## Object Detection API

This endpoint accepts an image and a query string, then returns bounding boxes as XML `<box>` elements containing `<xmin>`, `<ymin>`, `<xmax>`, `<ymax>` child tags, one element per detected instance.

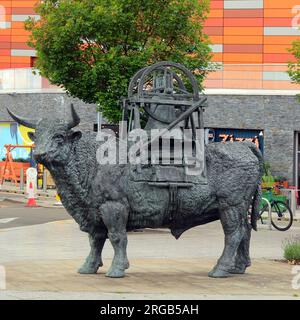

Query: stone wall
<box><xmin>205</xmin><ymin>95</ymin><xmax>300</xmax><ymax>183</ymax></box>
<box><xmin>0</xmin><ymin>93</ymin><xmax>98</xmax><ymax>132</ymax></box>
<box><xmin>1</xmin><ymin>92</ymin><xmax>299</xmax><ymax>183</ymax></box>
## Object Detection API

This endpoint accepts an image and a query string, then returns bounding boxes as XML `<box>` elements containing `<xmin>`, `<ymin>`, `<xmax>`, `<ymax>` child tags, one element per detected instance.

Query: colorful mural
<box><xmin>0</xmin><ymin>122</ymin><xmax>34</xmax><ymax>160</ymax></box>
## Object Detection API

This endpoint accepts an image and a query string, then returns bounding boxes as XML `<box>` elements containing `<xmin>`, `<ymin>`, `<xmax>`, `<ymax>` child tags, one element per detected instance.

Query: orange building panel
<box><xmin>264</xmin><ymin>0</ymin><xmax>300</xmax><ymax>9</ymax></box>
<box><xmin>208</xmin><ymin>36</ymin><xmax>223</xmax><ymax>43</ymax></box>
<box><xmin>10</xmin><ymin>56</ymin><xmax>31</xmax><ymax>63</ymax></box>
<box><xmin>12</xmin><ymin>7</ymin><xmax>37</xmax><ymax>14</ymax></box>
<box><xmin>11</xmin><ymin>35</ymin><xmax>30</xmax><ymax>42</ymax></box>
<box><xmin>264</xmin><ymin>9</ymin><xmax>296</xmax><ymax>18</ymax></box>
<box><xmin>0</xmin><ymin>42</ymin><xmax>10</xmax><ymax>49</ymax></box>
<box><xmin>224</xmin><ymin>10</ymin><xmax>263</xmax><ymax>18</ymax></box>
<box><xmin>264</xmin><ymin>18</ymin><xmax>294</xmax><ymax>27</ymax></box>
<box><xmin>224</xmin><ymin>18</ymin><xmax>263</xmax><ymax>27</ymax></box>
<box><xmin>0</xmin><ymin>35</ymin><xmax>10</xmax><ymax>42</ymax></box>
<box><xmin>11</xmin><ymin>28</ymin><xmax>31</xmax><ymax>36</ymax></box>
<box><xmin>211</xmin><ymin>53</ymin><xmax>223</xmax><ymax>62</ymax></box>
<box><xmin>223</xmin><ymin>36</ymin><xmax>263</xmax><ymax>45</ymax></box>
<box><xmin>0</xmin><ymin>29</ymin><xmax>11</xmax><ymax>36</ymax></box>
<box><xmin>0</xmin><ymin>49</ymin><xmax>10</xmax><ymax>55</ymax></box>
<box><xmin>203</xmin><ymin>26</ymin><xmax>223</xmax><ymax>36</ymax></box>
<box><xmin>223</xmin><ymin>65</ymin><xmax>263</xmax><ymax>72</ymax></box>
<box><xmin>0</xmin><ymin>56</ymin><xmax>10</xmax><ymax>63</ymax></box>
<box><xmin>264</xmin><ymin>45</ymin><xmax>291</xmax><ymax>54</ymax></box>
<box><xmin>210</xmin><ymin>1</ymin><xmax>223</xmax><ymax>10</ymax></box>
<box><xmin>0</xmin><ymin>62</ymin><xmax>11</xmax><ymax>68</ymax></box>
<box><xmin>263</xmin><ymin>65</ymin><xmax>289</xmax><ymax>72</ymax></box>
<box><xmin>224</xmin><ymin>27</ymin><xmax>263</xmax><ymax>36</ymax></box>
<box><xmin>264</xmin><ymin>53</ymin><xmax>296</xmax><ymax>63</ymax></box>
<box><xmin>263</xmin><ymin>81</ymin><xmax>300</xmax><ymax>90</ymax></box>
<box><xmin>11</xmin><ymin>42</ymin><xmax>31</xmax><ymax>49</ymax></box>
<box><xmin>264</xmin><ymin>36</ymin><xmax>300</xmax><ymax>45</ymax></box>
<box><xmin>0</xmin><ymin>1</ymin><xmax>12</xmax><ymax>7</ymax></box>
<box><xmin>11</xmin><ymin>22</ymin><xmax>26</xmax><ymax>29</ymax></box>
<box><xmin>208</xmin><ymin>10</ymin><xmax>223</xmax><ymax>18</ymax></box>
<box><xmin>223</xmin><ymin>71</ymin><xmax>262</xmax><ymax>81</ymax></box>
<box><xmin>12</xmin><ymin>1</ymin><xmax>38</xmax><ymax>8</ymax></box>
<box><xmin>204</xmin><ymin>18</ymin><xmax>223</xmax><ymax>27</ymax></box>
<box><xmin>206</xmin><ymin>70</ymin><xmax>223</xmax><ymax>80</ymax></box>
<box><xmin>224</xmin><ymin>44</ymin><xmax>263</xmax><ymax>53</ymax></box>
<box><xmin>204</xmin><ymin>79</ymin><xmax>223</xmax><ymax>88</ymax></box>
<box><xmin>10</xmin><ymin>63</ymin><xmax>31</xmax><ymax>68</ymax></box>
<box><xmin>223</xmin><ymin>53</ymin><xmax>262</xmax><ymax>63</ymax></box>
<box><xmin>223</xmin><ymin>80</ymin><xmax>262</xmax><ymax>89</ymax></box>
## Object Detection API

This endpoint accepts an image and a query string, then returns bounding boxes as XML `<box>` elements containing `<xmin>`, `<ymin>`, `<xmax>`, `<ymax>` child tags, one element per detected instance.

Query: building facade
<box><xmin>1</xmin><ymin>1</ymin><xmax>300</xmax><ymax>187</ymax></box>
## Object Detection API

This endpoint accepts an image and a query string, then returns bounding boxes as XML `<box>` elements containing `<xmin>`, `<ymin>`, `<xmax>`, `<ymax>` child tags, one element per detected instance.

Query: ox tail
<box><xmin>246</xmin><ymin>142</ymin><xmax>264</xmax><ymax>231</ymax></box>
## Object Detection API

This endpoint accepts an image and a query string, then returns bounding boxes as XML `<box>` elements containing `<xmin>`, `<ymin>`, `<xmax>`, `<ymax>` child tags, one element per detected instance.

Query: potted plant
<box><xmin>261</xmin><ymin>162</ymin><xmax>275</xmax><ymax>189</ymax></box>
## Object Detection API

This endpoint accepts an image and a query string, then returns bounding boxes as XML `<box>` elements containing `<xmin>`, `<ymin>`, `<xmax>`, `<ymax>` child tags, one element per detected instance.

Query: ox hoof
<box><xmin>78</xmin><ymin>262</ymin><xmax>102</xmax><ymax>274</ymax></box>
<box><xmin>208</xmin><ymin>268</ymin><xmax>230</xmax><ymax>278</ymax></box>
<box><xmin>229</xmin><ymin>267</ymin><xmax>246</xmax><ymax>274</ymax></box>
<box><xmin>106</xmin><ymin>268</ymin><xmax>125</xmax><ymax>278</ymax></box>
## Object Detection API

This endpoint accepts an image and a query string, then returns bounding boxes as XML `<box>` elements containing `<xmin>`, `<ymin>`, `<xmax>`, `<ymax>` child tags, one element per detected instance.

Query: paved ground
<box><xmin>0</xmin><ymin>200</ymin><xmax>69</xmax><ymax>229</ymax></box>
<box><xmin>0</xmin><ymin>199</ymin><xmax>300</xmax><ymax>300</ymax></box>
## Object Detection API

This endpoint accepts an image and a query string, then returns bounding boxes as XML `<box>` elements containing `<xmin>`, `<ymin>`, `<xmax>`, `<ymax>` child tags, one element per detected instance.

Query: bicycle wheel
<box><xmin>270</xmin><ymin>200</ymin><xmax>293</xmax><ymax>231</ymax></box>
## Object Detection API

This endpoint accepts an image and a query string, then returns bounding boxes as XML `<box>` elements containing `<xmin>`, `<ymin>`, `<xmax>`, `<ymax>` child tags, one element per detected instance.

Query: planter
<box><xmin>282</xmin><ymin>180</ymin><xmax>289</xmax><ymax>189</ymax></box>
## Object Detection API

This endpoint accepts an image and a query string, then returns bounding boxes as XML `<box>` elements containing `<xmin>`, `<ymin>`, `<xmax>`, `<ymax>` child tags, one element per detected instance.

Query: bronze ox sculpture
<box><xmin>8</xmin><ymin>105</ymin><xmax>262</xmax><ymax>278</ymax></box>
<box><xmin>7</xmin><ymin>62</ymin><xmax>263</xmax><ymax>278</ymax></box>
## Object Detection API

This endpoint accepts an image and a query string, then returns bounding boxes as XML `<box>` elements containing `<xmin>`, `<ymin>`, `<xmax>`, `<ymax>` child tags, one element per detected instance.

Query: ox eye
<box><xmin>54</xmin><ymin>134</ymin><xmax>64</xmax><ymax>142</ymax></box>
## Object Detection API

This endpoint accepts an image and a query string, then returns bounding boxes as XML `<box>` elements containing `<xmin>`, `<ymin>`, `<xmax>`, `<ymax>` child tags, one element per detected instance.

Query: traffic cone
<box><xmin>54</xmin><ymin>193</ymin><xmax>63</xmax><ymax>207</ymax></box>
<box><xmin>26</xmin><ymin>182</ymin><xmax>38</xmax><ymax>207</ymax></box>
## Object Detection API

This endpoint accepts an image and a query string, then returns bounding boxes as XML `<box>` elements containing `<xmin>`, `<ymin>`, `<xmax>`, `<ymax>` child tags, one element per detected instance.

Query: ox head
<box><xmin>7</xmin><ymin>104</ymin><xmax>82</xmax><ymax>166</ymax></box>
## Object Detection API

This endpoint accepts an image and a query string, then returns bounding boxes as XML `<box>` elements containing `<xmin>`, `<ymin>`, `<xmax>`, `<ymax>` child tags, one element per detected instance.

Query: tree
<box><xmin>26</xmin><ymin>0</ymin><xmax>212</xmax><ymax>123</ymax></box>
<box><xmin>288</xmin><ymin>40</ymin><xmax>300</xmax><ymax>87</ymax></box>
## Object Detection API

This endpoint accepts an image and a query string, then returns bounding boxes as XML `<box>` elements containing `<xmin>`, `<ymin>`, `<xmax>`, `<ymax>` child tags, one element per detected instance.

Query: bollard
<box><xmin>20</xmin><ymin>169</ymin><xmax>24</xmax><ymax>190</ymax></box>
<box><xmin>25</xmin><ymin>168</ymin><xmax>38</xmax><ymax>207</ymax></box>
<box><xmin>43</xmin><ymin>169</ymin><xmax>47</xmax><ymax>193</ymax></box>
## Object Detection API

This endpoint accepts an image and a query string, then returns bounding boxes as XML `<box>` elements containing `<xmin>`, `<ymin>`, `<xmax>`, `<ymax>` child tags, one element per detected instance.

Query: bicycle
<box><xmin>257</xmin><ymin>187</ymin><xmax>293</xmax><ymax>231</ymax></box>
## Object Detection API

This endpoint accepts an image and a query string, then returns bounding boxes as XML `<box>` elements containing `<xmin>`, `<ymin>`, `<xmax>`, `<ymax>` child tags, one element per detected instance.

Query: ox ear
<box><xmin>70</xmin><ymin>131</ymin><xmax>82</xmax><ymax>141</ymax></box>
<box><xmin>27</xmin><ymin>132</ymin><xmax>35</xmax><ymax>142</ymax></box>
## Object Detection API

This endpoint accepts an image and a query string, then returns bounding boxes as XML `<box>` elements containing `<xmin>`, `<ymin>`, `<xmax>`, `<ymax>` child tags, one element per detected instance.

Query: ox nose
<box><xmin>34</xmin><ymin>152</ymin><xmax>47</xmax><ymax>162</ymax></box>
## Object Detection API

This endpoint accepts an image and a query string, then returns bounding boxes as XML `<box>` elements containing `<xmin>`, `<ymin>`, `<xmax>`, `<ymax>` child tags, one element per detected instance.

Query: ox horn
<box><xmin>7</xmin><ymin>108</ymin><xmax>37</xmax><ymax>129</ymax></box>
<box><xmin>67</xmin><ymin>104</ymin><xmax>80</xmax><ymax>129</ymax></box>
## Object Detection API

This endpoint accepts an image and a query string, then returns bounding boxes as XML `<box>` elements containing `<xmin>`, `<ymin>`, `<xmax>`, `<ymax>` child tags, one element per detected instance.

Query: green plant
<box><xmin>12</xmin><ymin>158</ymin><xmax>31</xmax><ymax>163</ymax></box>
<box><xmin>262</xmin><ymin>161</ymin><xmax>275</xmax><ymax>184</ymax></box>
<box><xmin>25</xmin><ymin>0</ymin><xmax>213</xmax><ymax>123</ymax></box>
<box><xmin>283</xmin><ymin>237</ymin><xmax>300</xmax><ymax>262</ymax></box>
<box><xmin>1</xmin><ymin>157</ymin><xmax>30</xmax><ymax>163</ymax></box>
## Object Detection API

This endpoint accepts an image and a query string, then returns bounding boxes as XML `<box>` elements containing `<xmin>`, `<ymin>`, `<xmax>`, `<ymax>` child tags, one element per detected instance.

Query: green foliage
<box><xmin>283</xmin><ymin>237</ymin><xmax>300</xmax><ymax>262</ymax></box>
<box><xmin>262</xmin><ymin>161</ymin><xmax>275</xmax><ymax>184</ymax></box>
<box><xmin>288</xmin><ymin>40</ymin><xmax>300</xmax><ymax>88</ymax></box>
<box><xmin>1</xmin><ymin>157</ymin><xmax>30</xmax><ymax>162</ymax></box>
<box><xmin>26</xmin><ymin>0</ymin><xmax>212</xmax><ymax>123</ymax></box>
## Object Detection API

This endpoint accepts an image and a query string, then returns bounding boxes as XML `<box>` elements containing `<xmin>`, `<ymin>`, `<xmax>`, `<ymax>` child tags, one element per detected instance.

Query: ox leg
<box><xmin>101</xmin><ymin>201</ymin><xmax>129</xmax><ymax>278</ymax></box>
<box><xmin>209</xmin><ymin>205</ymin><xmax>245</xmax><ymax>278</ymax></box>
<box><xmin>229</xmin><ymin>219</ymin><xmax>252</xmax><ymax>274</ymax></box>
<box><xmin>78</xmin><ymin>233</ymin><xmax>106</xmax><ymax>274</ymax></box>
